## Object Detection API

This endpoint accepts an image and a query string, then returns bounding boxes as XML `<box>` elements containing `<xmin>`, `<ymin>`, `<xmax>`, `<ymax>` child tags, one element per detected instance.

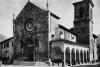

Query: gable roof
<box><xmin>15</xmin><ymin>1</ymin><xmax>60</xmax><ymax>21</ymax></box>
<box><xmin>0</xmin><ymin>37</ymin><xmax>14</xmax><ymax>45</ymax></box>
<box><xmin>29</xmin><ymin>1</ymin><xmax>60</xmax><ymax>19</ymax></box>
<box><xmin>58</xmin><ymin>24</ymin><xmax>77</xmax><ymax>36</ymax></box>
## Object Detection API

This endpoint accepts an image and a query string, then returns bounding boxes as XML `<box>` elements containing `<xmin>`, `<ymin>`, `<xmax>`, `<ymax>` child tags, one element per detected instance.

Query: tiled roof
<box><xmin>0</xmin><ymin>37</ymin><xmax>14</xmax><ymax>45</ymax></box>
<box><xmin>58</xmin><ymin>24</ymin><xmax>77</xmax><ymax>36</ymax></box>
<box><xmin>50</xmin><ymin>39</ymin><xmax>89</xmax><ymax>48</ymax></box>
<box><xmin>73</xmin><ymin>0</ymin><xmax>94</xmax><ymax>7</ymax></box>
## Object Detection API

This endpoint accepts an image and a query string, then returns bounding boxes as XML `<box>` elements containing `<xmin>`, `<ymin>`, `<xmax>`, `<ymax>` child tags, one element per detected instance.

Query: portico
<box><xmin>50</xmin><ymin>39</ymin><xmax>89</xmax><ymax>66</ymax></box>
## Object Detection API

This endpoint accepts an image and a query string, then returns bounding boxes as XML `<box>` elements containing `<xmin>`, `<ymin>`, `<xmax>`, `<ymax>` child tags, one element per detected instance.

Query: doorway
<box><xmin>28</xmin><ymin>47</ymin><xmax>33</xmax><ymax>61</ymax></box>
<box><xmin>27</xmin><ymin>39</ymin><xmax>34</xmax><ymax>61</ymax></box>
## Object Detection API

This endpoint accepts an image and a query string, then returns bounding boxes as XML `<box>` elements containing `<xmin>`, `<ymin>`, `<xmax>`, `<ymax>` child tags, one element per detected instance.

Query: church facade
<box><xmin>0</xmin><ymin>0</ymin><xmax>98</xmax><ymax>66</ymax></box>
<box><xmin>13</xmin><ymin>1</ymin><xmax>60</xmax><ymax>61</ymax></box>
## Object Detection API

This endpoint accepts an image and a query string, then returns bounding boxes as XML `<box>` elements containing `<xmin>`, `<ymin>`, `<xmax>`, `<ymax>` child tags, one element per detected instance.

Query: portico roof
<box><xmin>50</xmin><ymin>39</ymin><xmax>89</xmax><ymax>48</ymax></box>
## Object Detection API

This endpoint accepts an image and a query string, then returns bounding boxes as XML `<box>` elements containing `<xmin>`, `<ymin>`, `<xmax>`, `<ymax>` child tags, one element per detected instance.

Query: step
<box><xmin>12</xmin><ymin>61</ymin><xmax>49</xmax><ymax>66</ymax></box>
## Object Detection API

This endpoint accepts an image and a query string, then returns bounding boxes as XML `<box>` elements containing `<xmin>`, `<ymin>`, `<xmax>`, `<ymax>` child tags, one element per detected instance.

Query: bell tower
<box><xmin>73</xmin><ymin>0</ymin><xmax>94</xmax><ymax>61</ymax></box>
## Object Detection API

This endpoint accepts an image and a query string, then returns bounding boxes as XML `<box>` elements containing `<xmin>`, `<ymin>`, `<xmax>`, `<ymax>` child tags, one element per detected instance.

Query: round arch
<box><xmin>26</xmin><ymin>39</ymin><xmax>34</xmax><ymax>61</ymax></box>
<box><xmin>65</xmin><ymin>47</ymin><xmax>70</xmax><ymax>65</ymax></box>
<box><xmin>71</xmin><ymin>48</ymin><xmax>76</xmax><ymax>65</ymax></box>
<box><xmin>51</xmin><ymin>46</ymin><xmax>62</xmax><ymax>60</ymax></box>
<box><xmin>76</xmin><ymin>49</ymin><xmax>79</xmax><ymax>64</ymax></box>
<box><xmin>80</xmin><ymin>7</ymin><xmax>85</xmax><ymax>18</ymax></box>
<box><xmin>80</xmin><ymin>50</ymin><xmax>83</xmax><ymax>63</ymax></box>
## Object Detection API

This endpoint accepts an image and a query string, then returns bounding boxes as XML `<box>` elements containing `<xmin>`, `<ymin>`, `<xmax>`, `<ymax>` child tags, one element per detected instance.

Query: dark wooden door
<box><xmin>28</xmin><ymin>47</ymin><xmax>34</xmax><ymax>61</ymax></box>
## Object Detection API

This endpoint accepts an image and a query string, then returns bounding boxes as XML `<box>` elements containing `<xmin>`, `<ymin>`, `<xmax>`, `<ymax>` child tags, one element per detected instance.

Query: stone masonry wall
<box><xmin>14</xmin><ymin>2</ymin><xmax>48</xmax><ymax>61</ymax></box>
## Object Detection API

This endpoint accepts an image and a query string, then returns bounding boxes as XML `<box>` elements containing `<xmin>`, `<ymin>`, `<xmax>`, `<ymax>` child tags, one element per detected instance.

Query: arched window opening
<box><xmin>51</xmin><ymin>46</ymin><xmax>62</xmax><ymax>60</ymax></box>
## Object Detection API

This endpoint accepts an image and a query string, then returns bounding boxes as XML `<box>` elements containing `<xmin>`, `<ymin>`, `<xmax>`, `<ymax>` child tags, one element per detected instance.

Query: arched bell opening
<box><xmin>80</xmin><ymin>7</ymin><xmax>85</xmax><ymax>18</ymax></box>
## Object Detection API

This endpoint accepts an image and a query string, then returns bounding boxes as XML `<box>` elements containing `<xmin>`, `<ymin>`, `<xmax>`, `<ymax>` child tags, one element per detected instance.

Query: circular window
<box><xmin>26</xmin><ymin>20</ymin><xmax>34</xmax><ymax>31</ymax></box>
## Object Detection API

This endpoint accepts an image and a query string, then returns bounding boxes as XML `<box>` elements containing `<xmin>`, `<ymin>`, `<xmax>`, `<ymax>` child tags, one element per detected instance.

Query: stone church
<box><xmin>0</xmin><ymin>0</ymin><xmax>98</xmax><ymax>66</ymax></box>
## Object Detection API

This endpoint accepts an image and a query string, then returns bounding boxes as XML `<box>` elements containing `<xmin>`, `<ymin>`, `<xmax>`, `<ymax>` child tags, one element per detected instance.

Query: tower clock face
<box><xmin>26</xmin><ymin>20</ymin><xmax>34</xmax><ymax>31</ymax></box>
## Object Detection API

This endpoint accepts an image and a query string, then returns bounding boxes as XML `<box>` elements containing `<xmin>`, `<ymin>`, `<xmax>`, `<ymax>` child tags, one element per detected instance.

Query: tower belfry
<box><xmin>73</xmin><ymin>0</ymin><xmax>94</xmax><ymax>45</ymax></box>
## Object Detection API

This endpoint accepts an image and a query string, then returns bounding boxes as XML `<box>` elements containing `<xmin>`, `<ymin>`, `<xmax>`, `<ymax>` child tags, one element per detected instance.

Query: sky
<box><xmin>0</xmin><ymin>0</ymin><xmax>100</xmax><ymax>39</ymax></box>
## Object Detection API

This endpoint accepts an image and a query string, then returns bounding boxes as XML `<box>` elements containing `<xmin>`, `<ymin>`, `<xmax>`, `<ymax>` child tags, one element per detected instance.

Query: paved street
<box><xmin>71</xmin><ymin>63</ymin><xmax>100</xmax><ymax>67</ymax></box>
<box><xmin>1</xmin><ymin>63</ymin><xmax>100</xmax><ymax>67</ymax></box>
<box><xmin>72</xmin><ymin>65</ymin><xmax>99</xmax><ymax>67</ymax></box>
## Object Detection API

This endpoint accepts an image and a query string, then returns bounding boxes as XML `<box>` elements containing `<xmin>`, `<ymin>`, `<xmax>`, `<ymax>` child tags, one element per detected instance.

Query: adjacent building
<box><xmin>97</xmin><ymin>44</ymin><xmax>100</xmax><ymax>60</ymax></box>
<box><xmin>0</xmin><ymin>37</ymin><xmax>14</xmax><ymax>58</ymax></box>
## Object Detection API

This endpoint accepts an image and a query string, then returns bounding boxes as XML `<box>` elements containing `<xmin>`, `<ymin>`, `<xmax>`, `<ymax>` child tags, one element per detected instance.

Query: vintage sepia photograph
<box><xmin>0</xmin><ymin>0</ymin><xmax>100</xmax><ymax>67</ymax></box>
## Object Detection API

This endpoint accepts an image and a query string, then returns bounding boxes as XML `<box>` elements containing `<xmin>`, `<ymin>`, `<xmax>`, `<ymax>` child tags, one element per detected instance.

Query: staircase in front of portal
<box><xmin>11</xmin><ymin>61</ymin><xmax>49</xmax><ymax>66</ymax></box>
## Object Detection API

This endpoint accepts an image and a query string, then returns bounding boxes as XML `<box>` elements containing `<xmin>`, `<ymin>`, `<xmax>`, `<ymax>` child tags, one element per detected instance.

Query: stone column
<box><xmin>64</xmin><ymin>52</ymin><xmax>66</xmax><ymax>66</ymax></box>
<box><xmin>86</xmin><ymin>52</ymin><xmax>87</xmax><ymax>63</ymax></box>
<box><xmin>83</xmin><ymin>51</ymin><xmax>84</xmax><ymax>64</ymax></box>
<box><xmin>75</xmin><ymin>52</ymin><xmax>76</xmax><ymax>65</ymax></box>
<box><xmin>70</xmin><ymin>52</ymin><xmax>72</xmax><ymax>66</ymax></box>
<box><xmin>79</xmin><ymin>52</ymin><xmax>81</xmax><ymax>64</ymax></box>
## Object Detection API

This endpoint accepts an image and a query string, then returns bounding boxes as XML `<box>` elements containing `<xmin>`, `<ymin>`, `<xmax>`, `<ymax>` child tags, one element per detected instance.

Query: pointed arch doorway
<box><xmin>26</xmin><ymin>39</ymin><xmax>34</xmax><ymax>61</ymax></box>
